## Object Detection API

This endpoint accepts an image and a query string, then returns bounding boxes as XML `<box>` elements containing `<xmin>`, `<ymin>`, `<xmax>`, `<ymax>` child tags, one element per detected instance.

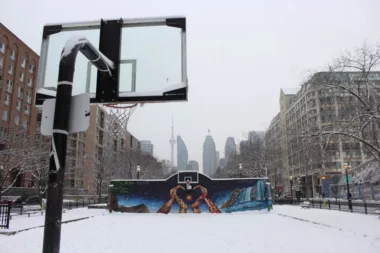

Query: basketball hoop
<box><xmin>102</xmin><ymin>103</ymin><xmax>139</xmax><ymax>137</ymax></box>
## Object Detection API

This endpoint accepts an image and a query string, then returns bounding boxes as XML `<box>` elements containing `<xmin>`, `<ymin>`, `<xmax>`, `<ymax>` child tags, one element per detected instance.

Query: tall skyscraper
<box><xmin>187</xmin><ymin>160</ymin><xmax>199</xmax><ymax>171</ymax></box>
<box><xmin>203</xmin><ymin>130</ymin><xmax>217</xmax><ymax>177</ymax></box>
<box><xmin>161</xmin><ymin>159</ymin><xmax>172</xmax><ymax>175</ymax></box>
<box><xmin>177</xmin><ymin>135</ymin><xmax>188</xmax><ymax>170</ymax></box>
<box><xmin>216</xmin><ymin>151</ymin><xmax>220</xmax><ymax>168</ymax></box>
<box><xmin>225</xmin><ymin>137</ymin><xmax>237</xmax><ymax>163</ymax></box>
<box><xmin>141</xmin><ymin>140</ymin><xmax>154</xmax><ymax>156</ymax></box>
<box><xmin>219</xmin><ymin>158</ymin><xmax>226</xmax><ymax>169</ymax></box>
<box><xmin>169</xmin><ymin>117</ymin><xmax>176</xmax><ymax>168</ymax></box>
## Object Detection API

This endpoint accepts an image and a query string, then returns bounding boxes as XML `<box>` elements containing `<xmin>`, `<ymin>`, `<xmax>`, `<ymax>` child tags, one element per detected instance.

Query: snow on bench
<box><xmin>23</xmin><ymin>205</ymin><xmax>44</xmax><ymax>217</ymax></box>
<box><xmin>300</xmin><ymin>201</ymin><xmax>311</xmax><ymax>209</ymax></box>
<box><xmin>375</xmin><ymin>208</ymin><xmax>380</xmax><ymax>218</ymax></box>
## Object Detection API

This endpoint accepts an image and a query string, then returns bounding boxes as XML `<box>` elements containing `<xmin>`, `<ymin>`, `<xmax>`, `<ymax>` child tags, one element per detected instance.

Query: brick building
<box><xmin>35</xmin><ymin>104</ymin><xmax>141</xmax><ymax>196</ymax></box>
<box><xmin>0</xmin><ymin>23</ymin><xmax>39</xmax><ymax>188</ymax></box>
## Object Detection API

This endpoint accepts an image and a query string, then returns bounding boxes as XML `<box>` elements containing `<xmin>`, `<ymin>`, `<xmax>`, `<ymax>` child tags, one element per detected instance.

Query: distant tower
<box><xmin>203</xmin><ymin>130</ymin><xmax>217</xmax><ymax>177</ymax></box>
<box><xmin>169</xmin><ymin>117</ymin><xmax>176</xmax><ymax>169</ymax></box>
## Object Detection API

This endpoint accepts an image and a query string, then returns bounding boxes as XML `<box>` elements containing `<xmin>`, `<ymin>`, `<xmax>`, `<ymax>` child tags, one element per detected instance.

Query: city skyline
<box><xmin>2</xmin><ymin>0</ymin><xmax>379</xmax><ymax>173</ymax></box>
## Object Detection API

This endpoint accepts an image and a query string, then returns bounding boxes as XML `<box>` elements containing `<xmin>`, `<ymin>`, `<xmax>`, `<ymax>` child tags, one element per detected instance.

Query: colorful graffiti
<box><xmin>109</xmin><ymin>172</ymin><xmax>272</xmax><ymax>214</ymax></box>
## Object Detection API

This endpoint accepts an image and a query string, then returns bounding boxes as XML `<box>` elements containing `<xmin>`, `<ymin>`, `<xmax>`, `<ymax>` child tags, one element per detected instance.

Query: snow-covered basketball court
<box><xmin>1</xmin><ymin>206</ymin><xmax>379</xmax><ymax>253</ymax></box>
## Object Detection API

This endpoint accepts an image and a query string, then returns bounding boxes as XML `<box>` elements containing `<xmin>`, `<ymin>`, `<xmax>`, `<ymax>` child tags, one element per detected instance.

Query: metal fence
<box><xmin>275</xmin><ymin>199</ymin><xmax>380</xmax><ymax>215</ymax></box>
<box><xmin>14</xmin><ymin>199</ymin><xmax>105</xmax><ymax>215</ymax></box>
<box><xmin>0</xmin><ymin>201</ymin><xmax>11</xmax><ymax>229</ymax></box>
<box><xmin>61</xmin><ymin>199</ymin><xmax>104</xmax><ymax>210</ymax></box>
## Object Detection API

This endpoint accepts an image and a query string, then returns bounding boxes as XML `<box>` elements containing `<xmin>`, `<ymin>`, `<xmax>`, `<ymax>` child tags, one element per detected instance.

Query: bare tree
<box><xmin>24</xmin><ymin>141</ymin><xmax>50</xmax><ymax>204</ymax></box>
<box><xmin>112</xmin><ymin>149</ymin><xmax>165</xmax><ymax>180</ymax></box>
<box><xmin>0</xmin><ymin>127</ymin><xmax>32</xmax><ymax>199</ymax></box>
<box><xmin>133</xmin><ymin>152</ymin><xmax>165</xmax><ymax>179</ymax></box>
<box><xmin>224</xmin><ymin>131</ymin><xmax>267</xmax><ymax>178</ymax></box>
<box><xmin>85</xmin><ymin>147</ymin><xmax>119</xmax><ymax>202</ymax></box>
<box><xmin>302</xmin><ymin>43</ymin><xmax>380</xmax><ymax>167</ymax></box>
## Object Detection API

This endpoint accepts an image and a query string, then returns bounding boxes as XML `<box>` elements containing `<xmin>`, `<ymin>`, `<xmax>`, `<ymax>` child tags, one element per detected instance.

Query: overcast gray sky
<box><xmin>2</xmin><ymin>0</ymin><xmax>380</xmax><ymax>171</ymax></box>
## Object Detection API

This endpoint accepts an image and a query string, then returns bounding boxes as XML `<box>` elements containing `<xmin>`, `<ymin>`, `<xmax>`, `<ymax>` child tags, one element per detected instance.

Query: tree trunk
<box><xmin>37</xmin><ymin>181</ymin><xmax>43</xmax><ymax>206</ymax></box>
<box><xmin>97</xmin><ymin>179</ymin><xmax>103</xmax><ymax>203</ymax></box>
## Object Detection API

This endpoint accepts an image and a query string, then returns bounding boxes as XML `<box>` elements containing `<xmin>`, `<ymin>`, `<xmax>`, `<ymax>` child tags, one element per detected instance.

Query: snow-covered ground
<box><xmin>2</xmin><ymin>208</ymin><xmax>107</xmax><ymax>233</ymax></box>
<box><xmin>0</xmin><ymin>206</ymin><xmax>379</xmax><ymax>253</ymax></box>
<box><xmin>273</xmin><ymin>205</ymin><xmax>380</xmax><ymax>239</ymax></box>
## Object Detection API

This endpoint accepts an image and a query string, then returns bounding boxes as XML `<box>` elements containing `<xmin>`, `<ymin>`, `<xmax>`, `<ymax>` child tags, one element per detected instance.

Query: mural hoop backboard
<box><xmin>178</xmin><ymin>171</ymin><xmax>199</xmax><ymax>184</ymax></box>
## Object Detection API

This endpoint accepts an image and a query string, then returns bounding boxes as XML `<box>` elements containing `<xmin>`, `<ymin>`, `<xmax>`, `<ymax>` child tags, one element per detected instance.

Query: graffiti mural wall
<box><xmin>109</xmin><ymin>172</ymin><xmax>272</xmax><ymax>214</ymax></box>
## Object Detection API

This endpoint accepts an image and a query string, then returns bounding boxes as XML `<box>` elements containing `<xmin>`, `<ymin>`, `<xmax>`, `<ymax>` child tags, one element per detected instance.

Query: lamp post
<box><xmin>264</xmin><ymin>164</ymin><xmax>268</xmax><ymax>178</ymax></box>
<box><xmin>289</xmin><ymin>176</ymin><xmax>293</xmax><ymax>201</ymax></box>
<box><xmin>344</xmin><ymin>163</ymin><xmax>353</xmax><ymax>211</ymax></box>
<box><xmin>0</xmin><ymin>165</ymin><xmax>3</xmax><ymax>200</ymax></box>
<box><xmin>108</xmin><ymin>184</ymin><xmax>114</xmax><ymax>213</ymax></box>
<box><xmin>320</xmin><ymin>176</ymin><xmax>326</xmax><ymax>198</ymax></box>
<box><xmin>137</xmin><ymin>166</ymin><xmax>140</xmax><ymax>179</ymax></box>
<box><xmin>239</xmin><ymin>163</ymin><xmax>243</xmax><ymax>177</ymax></box>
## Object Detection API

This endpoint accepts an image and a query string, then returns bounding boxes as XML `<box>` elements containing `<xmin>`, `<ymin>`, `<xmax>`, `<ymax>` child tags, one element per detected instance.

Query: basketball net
<box><xmin>102</xmin><ymin>103</ymin><xmax>139</xmax><ymax>137</ymax></box>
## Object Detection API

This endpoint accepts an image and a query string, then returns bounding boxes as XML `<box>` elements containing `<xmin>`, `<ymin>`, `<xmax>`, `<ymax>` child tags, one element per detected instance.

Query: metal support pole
<box><xmin>42</xmin><ymin>50</ymin><xmax>75</xmax><ymax>253</ymax></box>
<box><xmin>42</xmin><ymin>38</ymin><xmax>111</xmax><ymax>253</ymax></box>
<box><xmin>290</xmin><ymin>179</ymin><xmax>293</xmax><ymax>204</ymax></box>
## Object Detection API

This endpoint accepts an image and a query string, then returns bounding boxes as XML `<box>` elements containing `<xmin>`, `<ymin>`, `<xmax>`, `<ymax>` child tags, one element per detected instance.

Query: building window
<box><xmin>2</xmin><ymin>110</ymin><xmax>8</xmax><ymax>121</ymax></box>
<box><xmin>15</xmin><ymin>115</ymin><xmax>20</xmax><ymax>126</ymax></box>
<box><xmin>26</xmin><ymin>91</ymin><xmax>32</xmax><ymax>104</ymax></box>
<box><xmin>29</xmin><ymin>64</ymin><xmax>35</xmax><ymax>73</ymax></box>
<box><xmin>8</xmin><ymin>64</ymin><xmax>13</xmax><ymax>75</ymax></box>
<box><xmin>21</xmin><ymin>57</ymin><xmax>26</xmax><ymax>68</ymax></box>
<box><xmin>121</xmin><ymin>138</ymin><xmax>124</xmax><ymax>151</ymax></box>
<box><xmin>18</xmin><ymin>87</ymin><xmax>24</xmax><ymax>99</ymax></box>
<box><xmin>24</xmin><ymin>104</ymin><xmax>30</xmax><ymax>115</ymax></box>
<box><xmin>6</xmin><ymin>80</ymin><xmax>13</xmax><ymax>93</ymax></box>
<box><xmin>16</xmin><ymin>100</ymin><xmax>21</xmax><ymax>111</ymax></box>
<box><xmin>0</xmin><ymin>127</ymin><xmax>8</xmax><ymax>139</ymax></box>
<box><xmin>36</xmin><ymin>112</ymin><xmax>42</xmax><ymax>122</ymax></box>
<box><xmin>20</xmin><ymin>72</ymin><xmax>24</xmax><ymax>82</ymax></box>
<box><xmin>27</xmin><ymin>78</ymin><xmax>32</xmax><ymax>87</ymax></box>
<box><xmin>4</xmin><ymin>94</ymin><xmax>10</xmax><ymax>105</ymax></box>
<box><xmin>0</xmin><ymin>41</ymin><xmax>4</xmax><ymax>53</ymax></box>
<box><xmin>0</xmin><ymin>57</ymin><xmax>3</xmax><ymax>69</ymax></box>
<box><xmin>22</xmin><ymin>119</ymin><xmax>29</xmax><ymax>129</ymax></box>
<box><xmin>10</xmin><ymin>49</ymin><xmax>15</xmax><ymax>61</ymax></box>
<box><xmin>113</xmin><ymin>139</ymin><xmax>117</xmax><ymax>152</ymax></box>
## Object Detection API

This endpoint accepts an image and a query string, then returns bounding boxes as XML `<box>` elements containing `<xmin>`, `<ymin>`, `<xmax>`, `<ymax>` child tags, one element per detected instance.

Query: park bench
<box><xmin>300</xmin><ymin>201</ymin><xmax>311</xmax><ymax>209</ymax></box>
<box><xmin>23</xmin><ymin>205</ymin><xmax>44</xmax><ymax>217</ymax></box>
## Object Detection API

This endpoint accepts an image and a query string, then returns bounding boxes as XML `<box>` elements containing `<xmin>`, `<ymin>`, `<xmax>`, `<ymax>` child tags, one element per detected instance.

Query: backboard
<box><xmin>177</xmin><ymin>171</ymin><xmax>199</xmax><ymax>184</ymax></box>
<box><xmin>35</xmin><ymin>16</ymin><xmax>188</xmax><ymax>106</ymax></box>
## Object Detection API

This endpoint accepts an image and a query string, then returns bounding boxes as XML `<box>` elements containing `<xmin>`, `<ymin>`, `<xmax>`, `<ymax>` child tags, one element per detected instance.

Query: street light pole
<box><xmin>289</xmin><ymin>176</ymin><xmax>293</xmax><ymax>201</ymax></box>
<box><xmin>344</xmin><ymin>163</ymin><xmax>353</xmax><ymax>211</ymax></box>
<box><xmin>264</xmin><ymin>164</ymin><xmax>268</xmax><ymax>178</ymax></box>
<box><xmin>239</xmin><ymin>163</ymin><xmax>243</xmax><ymax>177</ymax></box>
<box><xmin>137</xmin><ymin>165</ymin><xmax>140</xmax><ymax>179</ymax></box>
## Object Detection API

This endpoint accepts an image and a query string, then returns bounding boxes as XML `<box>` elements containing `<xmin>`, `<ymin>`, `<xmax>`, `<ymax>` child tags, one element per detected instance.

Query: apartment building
<box><xmin>265</xmin><ymin>72</ymin><xmax>380</xmax><ymax>197</ymax></box>
<box><xmin>0</xmin><ymin>23</ymin><xmax>39</xmax><ymax>187</ymax></box>
<box><xmin>141</xmin><ymin>140</ymin><xmax>154</xmax><ymax>156</ymax></box>
<box><xmin>35</xmin><ymin>104</ymin><xmax>141</xmax><ymax>196</ymax></box>
<box><xmin>187</xmin><ymin>160</ymin><xmax>199</xmax><ymax>171</ymax></box>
